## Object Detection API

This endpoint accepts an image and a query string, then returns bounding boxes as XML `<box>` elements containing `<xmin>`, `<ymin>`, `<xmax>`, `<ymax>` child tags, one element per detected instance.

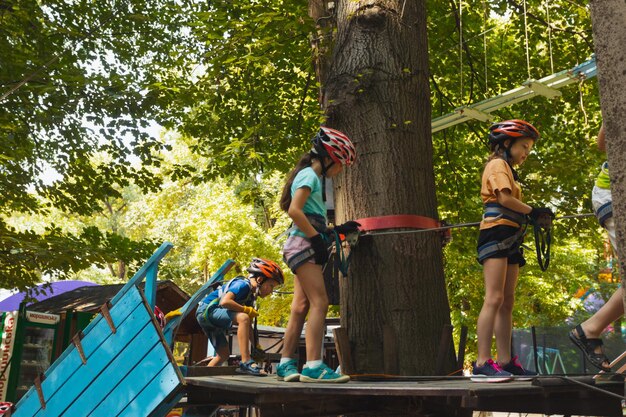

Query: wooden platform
<box><xmin>184</xmin><ymin>373</ymin><xmax>624</xmax><ymax>417</ymax></box>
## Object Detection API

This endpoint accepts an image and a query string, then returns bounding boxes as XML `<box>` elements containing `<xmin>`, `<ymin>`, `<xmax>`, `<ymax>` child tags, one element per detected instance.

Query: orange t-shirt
<box><xmin>479</xmin><ymin>158</ymin><xmax>522</xmax><ymax>230</ymax></box>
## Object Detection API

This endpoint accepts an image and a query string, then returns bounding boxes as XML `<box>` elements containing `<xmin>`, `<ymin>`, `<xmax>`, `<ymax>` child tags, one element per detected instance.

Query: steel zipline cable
<box><xmin>359</xmin><ymin>212</ymin><xmax>595</xmax><ymax>238</ymax></box>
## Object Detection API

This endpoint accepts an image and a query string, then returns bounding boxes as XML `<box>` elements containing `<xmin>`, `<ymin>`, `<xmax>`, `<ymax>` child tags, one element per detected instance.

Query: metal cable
<box><xmin>360</xmin><ymin>213</ymin><xmax>594</xmax><ymax>238</ymax></box>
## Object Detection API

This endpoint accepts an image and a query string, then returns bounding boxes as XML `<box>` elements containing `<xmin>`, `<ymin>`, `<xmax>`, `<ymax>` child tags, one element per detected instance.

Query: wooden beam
<box><xmin>332</xmin><ymin>327</ymin><xmax>354</xmax><ymax>375</ymax></box>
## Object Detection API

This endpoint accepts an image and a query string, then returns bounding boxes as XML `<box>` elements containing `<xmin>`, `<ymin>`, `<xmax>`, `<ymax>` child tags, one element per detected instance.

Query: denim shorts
<box><xmin>196</xmin><ymin>302</ymin><xmax>237</xmax><ymax>350</ymax></box>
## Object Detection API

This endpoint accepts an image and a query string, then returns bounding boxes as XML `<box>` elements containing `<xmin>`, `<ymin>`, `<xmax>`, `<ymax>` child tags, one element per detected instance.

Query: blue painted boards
<box><xmin>11</xmin><ymin>245</ymin><xmax>237</xmax><ymax>417</ymax></box>
<box><xmin>12</xmin><ymin>242</ymin><xmax>185</xmax><ymax>417</ymax></box>
<box><xmin>162</xmin><ymin>259</ymin><xmax>235</xmax><ymax>346</ymax></box>
<box><xmin>13</xmin><ymin>286</ymin><xmax>183</xmax><ymax>417</ymax></box>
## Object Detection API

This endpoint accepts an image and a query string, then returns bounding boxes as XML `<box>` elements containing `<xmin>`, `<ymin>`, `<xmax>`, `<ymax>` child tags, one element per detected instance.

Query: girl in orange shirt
<box><xmin>473</xmin><ymin>120</ymin><xmax>553</xmax><ymax>381</ymax></box>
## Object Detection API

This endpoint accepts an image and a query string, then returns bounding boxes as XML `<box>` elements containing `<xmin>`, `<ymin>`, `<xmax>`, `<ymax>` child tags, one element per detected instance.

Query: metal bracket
<box><xmin>100</xmin><ymin>302</ymin><xmax>116</xmax><ymax>334</ymax></box>
<box><xmin>456</xmin><ymin>106</ymin><xmax>493</xmax><ymax>122</ymax></box>
<box><xmin>523</xmin><ymin>80</ymin><xmax>562</xmax><ymax>98</ymax></box>
<box><xmin>72</xmin><ymin>332</ymin><xmax>87</xmax><ymax>365</ymax></box>
<box><xmin>34</xmin><ymin>374</ymin><xmax>46</xmax><ymax>409</ymax></box>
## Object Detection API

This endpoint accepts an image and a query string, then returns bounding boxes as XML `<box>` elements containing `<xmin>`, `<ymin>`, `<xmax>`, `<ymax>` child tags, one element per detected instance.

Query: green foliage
<box><xmin>150</xmin><ymin>0</ymin><xmax>322</xmax><ymax>178</ymax></box>
<box><xmin>0</xmin><ymin>217</ymin><xmax>157</xmax><ymax>291</ymax></box>
<box><xmin>0</xmin><ymin>0</ymin><xmax>208</xmax><ymax>288</ymax></box>
<box><xmin>1</xmin><ymin>0</ymin><xmax>615</xmax><ymax>349</ymax></box>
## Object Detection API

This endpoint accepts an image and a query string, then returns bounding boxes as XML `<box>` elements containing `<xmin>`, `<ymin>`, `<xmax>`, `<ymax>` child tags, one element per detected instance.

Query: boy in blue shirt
<box><xmin>196</xmin><ymin>258</ymin><xmax>284</xmax><ymax>375</ymax></box>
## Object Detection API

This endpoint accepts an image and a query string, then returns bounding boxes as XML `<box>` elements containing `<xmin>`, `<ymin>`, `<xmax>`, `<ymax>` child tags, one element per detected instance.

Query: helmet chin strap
<box><xmin>315</xmin><ymin>154</ymin><xmax>334</xmax><ymax>203</ymax></box>
<box><xmin>320</xmin><ymin>159</ymin><xmax>334</xmax><ymax>177</ymax></box>
<box><xmin>496</xmin><ymin>143</ymin><xmax>519</xmax><ymax>181</ymax></box>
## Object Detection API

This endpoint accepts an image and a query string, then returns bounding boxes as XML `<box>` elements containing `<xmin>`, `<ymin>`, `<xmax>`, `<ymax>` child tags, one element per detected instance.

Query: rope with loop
<box><xmin>529</xmin><ymin>213</ymin><xmax>554</xmax><ymax>271</ymax></box>
<box><xmin>328</xmin><ymin>213</ymin><xmax>594</xmax><ymax>274</ymax></box>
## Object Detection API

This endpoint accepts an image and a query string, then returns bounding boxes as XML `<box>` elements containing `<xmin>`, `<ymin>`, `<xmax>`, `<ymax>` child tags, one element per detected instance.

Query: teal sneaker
<box><xmin>276</xmin><ymin>359</ymin><xmax>300</xmax><ymax>382</ymax></box>
<box><xmin>300</xmin><ymin>363</ymin><xmax>350</xmax><ymax>383</ymax></box>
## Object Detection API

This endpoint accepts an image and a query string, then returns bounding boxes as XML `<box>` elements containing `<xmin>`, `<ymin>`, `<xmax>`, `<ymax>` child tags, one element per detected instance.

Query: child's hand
<box><xmin>242</xmin><ymin>306</ymin><xmax>259</xmax><ymax>318</ymax></box>
<box><xmin>529</xmin><ymin>206</ymin><xmax>555</xmax><ymax>221</ymax></box>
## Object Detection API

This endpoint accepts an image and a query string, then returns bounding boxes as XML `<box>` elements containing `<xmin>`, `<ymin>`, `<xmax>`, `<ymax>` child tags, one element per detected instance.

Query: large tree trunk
<box><xmin>310</xmin><ymin>0</ymin><xmax>454</xmax><ymax>375</ymax></box>
<box><xmin>589</xmin><ymin>0</ymin><xmax>626</xmax><ymax>398</ymax></box>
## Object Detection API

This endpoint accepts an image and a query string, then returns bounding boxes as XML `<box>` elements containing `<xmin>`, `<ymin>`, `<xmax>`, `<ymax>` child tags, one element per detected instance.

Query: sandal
<box><xmin>236</xmin><ymin>360</ymin><xmax>267</xmax><ymax>376</ymax></box>
<box><xmin>569</xmin><ymin>324</ymin><xmax>611</xmax><ymax>372</ymax></box>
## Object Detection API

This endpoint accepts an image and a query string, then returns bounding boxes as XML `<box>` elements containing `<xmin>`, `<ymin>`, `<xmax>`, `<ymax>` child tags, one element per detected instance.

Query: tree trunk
<box><xmin>310</xmin><ymin>0</ymin><xmax>454</xmax><ymax>375</ymax></box>
<box><xmin>589</xmin><ymin>0</ymin><xmax>626</xmax><ymax>398</ymax></box>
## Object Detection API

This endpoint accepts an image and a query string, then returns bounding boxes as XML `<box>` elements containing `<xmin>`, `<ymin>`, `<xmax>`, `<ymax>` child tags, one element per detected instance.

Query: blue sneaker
<box><xmin>300</xmin><ymin>363</ymin><xmax>350</xmax><ymax>383</ymax></box>
<box><xmin>471</xmin><ymin>359</ymin><xmax>512</xmax><ymax>383</ymax></box>
<box><xmin>236</xmin><ymin>360</ymin><xmax>267</xmax><ymax>376</ymax></box>
<box><xmin>501</xmin><ymin>355</ymin><xmax>537</xmax><ymax>380</ymax></box>
<box><xmin>276</xmin><ymin>359</ymin><xmax>300</xmax><ymax>382</ymax></box>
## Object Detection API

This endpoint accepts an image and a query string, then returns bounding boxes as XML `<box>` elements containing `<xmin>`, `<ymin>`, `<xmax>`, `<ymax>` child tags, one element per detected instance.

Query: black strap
<box><xmin>531</xmin><ymin>218</ymin><xmax>551</xmax><ymax>271</ymax></box>
<box><xmin>483</xmin><ymin>203</ymin><xmax>527</xmax><ymax>226</ymax></box>
<box><xmin>477</xmin><ymin>225</ymin><xmax>527</xmax><ymax>262</ymax></box>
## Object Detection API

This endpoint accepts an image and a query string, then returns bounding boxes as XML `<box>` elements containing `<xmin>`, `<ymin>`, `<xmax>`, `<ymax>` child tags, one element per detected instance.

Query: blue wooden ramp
<box><xmin>11</xmin><ymin>242</ymin><xmax>235</xmax><ymax>417</ymax></box>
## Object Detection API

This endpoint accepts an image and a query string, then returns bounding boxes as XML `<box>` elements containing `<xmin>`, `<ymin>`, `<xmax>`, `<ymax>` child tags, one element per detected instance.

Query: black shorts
<box><xmin>477</xmin><ymin>225</ymin><xmax>526</xmax><ymax>266</ymax></box>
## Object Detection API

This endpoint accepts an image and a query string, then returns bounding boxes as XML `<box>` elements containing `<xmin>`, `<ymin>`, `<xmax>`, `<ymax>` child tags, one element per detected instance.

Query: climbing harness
<box><xmin>199</xmin><ymin>277</ymin><xmax>255</xmax><ymax>324</ymax></box>
<box><xmin>482</xmin><ymin>203</ymin><xmax>527</xmax><ymax>226</ymax></box>
<box><xmin>283</xmin><ymin>213</ymin><xmax>334</xmax><ymax>273</ymax></box>
<box><xmin>477</xmin><ymin>225</ymin><xmax>527</xmax><ymax>264</ymax></box>
<box><xmin>477</xmin><ymin>203</ymin><xmax>528</xmax><ymax>263</ymax></box>
<box><xmin>595</xmin><ymin>201</ymin><xmax>613</xmax><ymax>228</ymax></box>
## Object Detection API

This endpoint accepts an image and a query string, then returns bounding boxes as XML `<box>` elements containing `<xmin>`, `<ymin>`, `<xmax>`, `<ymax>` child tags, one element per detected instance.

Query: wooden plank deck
<box><xmin>185</xmin><ymin>373</ymin><xmax>624</xmax><ymax>417</ymax></box>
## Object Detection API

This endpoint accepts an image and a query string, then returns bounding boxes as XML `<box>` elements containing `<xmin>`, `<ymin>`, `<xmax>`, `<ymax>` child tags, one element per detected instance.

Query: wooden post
<box><xmin>456</xmin><ymin>325</ymin><xmax>468</xmax><ymax>373</ymax></box>
<box><xmin>333</xmin><ymin>327</ymin><xmax>354</xmax><ymax>375</ymax></box>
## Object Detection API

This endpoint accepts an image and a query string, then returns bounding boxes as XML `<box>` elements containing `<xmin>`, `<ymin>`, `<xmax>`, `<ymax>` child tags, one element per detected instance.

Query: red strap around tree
<box><xmin>356</xmin><ymin>215</ymin><xmax>442</xmax><ymax>232</ymax></box>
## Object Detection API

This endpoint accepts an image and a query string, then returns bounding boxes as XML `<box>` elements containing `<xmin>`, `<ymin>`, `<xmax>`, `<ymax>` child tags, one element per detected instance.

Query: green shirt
<box><xmin>595</xmin><ymin>161</ymin><xmax>610</xmax><ymax>189</ymax></box>
<box><xmin>290</xmin><ymin>167</ymin><xmax>327</xmax><ymax>237</ymax></box>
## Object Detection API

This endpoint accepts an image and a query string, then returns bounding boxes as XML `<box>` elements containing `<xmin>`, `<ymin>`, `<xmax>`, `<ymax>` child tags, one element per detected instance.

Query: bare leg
<box><xmin>208</xmin><ymin>345</ymin><xmax>229</xmax><ymax>367</ymax></box>
<box><xmin>476</xmin><ymin>257</ymin><xmax>508</xmax><ymax>365</ymax></box>
<box><xmin>293</xmin><ymin>262</ymin><xmax>328</xmax><ymax>362</ymax></box>
<box><xmin>281</xmin><ymin>275</ymin><xmax>310</xmax><ymax>359</ymax></box>
<box><xmin>495</xmin><ymin>263</ymin><xmax>519</xmax><ymax>364</ymax></box>
<box><xmin>235</xmin><ymin>312</ymin><xmax>252</xmax><ymax>362</ymax></box>
<box><xmin>581</xmin><ymin>287</ymin><xmax>624</xmax><ymax>337</ymax></box>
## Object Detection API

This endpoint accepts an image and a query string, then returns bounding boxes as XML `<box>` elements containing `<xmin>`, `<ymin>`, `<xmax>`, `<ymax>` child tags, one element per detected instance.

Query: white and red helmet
<box><xmin>311</xmin><ymin>127</ymin><xmax>356</xmax><ymax>166</ymax></box>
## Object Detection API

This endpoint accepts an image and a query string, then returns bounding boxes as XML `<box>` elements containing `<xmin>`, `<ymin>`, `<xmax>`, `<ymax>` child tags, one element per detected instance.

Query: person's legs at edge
<box><xmin>577</xmin><ymin>287</ymin><xmax>624</xmax><ymax>340</ymax></box>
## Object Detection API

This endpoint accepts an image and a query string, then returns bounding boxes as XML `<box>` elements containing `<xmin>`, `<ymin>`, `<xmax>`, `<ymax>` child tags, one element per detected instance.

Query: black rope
<box><xmin>532</xmin><ymin>219</ymin><xmax>551</xmax><ymax>271</ymax></box>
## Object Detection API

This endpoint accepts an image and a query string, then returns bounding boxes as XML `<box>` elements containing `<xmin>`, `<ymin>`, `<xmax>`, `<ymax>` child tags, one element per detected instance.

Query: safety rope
<box><xmin>530</xmin><ymin>217</ymin><xmax>552</xmax><ymax>271</ymax></box>
<box><xmin>458</xmin><ymin>0</ymin><xmax>464</xmax><ymax>99</ymax></box>
<box><xmin>523</xmin><ymin>0</ymin><xmax>531</xmax><ymax>80</ymax></box>
<box><xmin>482</xmin><ymin>0</ymin><xmax>489</xmax><ymax>91</ymax></box>
<box><xmin>329</xmin><ymin>213</ymin><xmax>594</xmax><ymax>274</ymax></box>
<box><xmin>545</xmin><ymin>0</ymin><xmax>554</xmax><ymax>73</ymax></box>
<box><xmin>360</xmin><ymin>213</ymin><xmax>594</xmax><ymax>237</ymax></box>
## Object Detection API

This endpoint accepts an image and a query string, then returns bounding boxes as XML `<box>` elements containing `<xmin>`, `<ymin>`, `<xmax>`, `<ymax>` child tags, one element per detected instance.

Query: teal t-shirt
<box><xmin>290</xmin><ymin>167</ymin><xmax>327</xmax><ymax>237</ymax></box>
